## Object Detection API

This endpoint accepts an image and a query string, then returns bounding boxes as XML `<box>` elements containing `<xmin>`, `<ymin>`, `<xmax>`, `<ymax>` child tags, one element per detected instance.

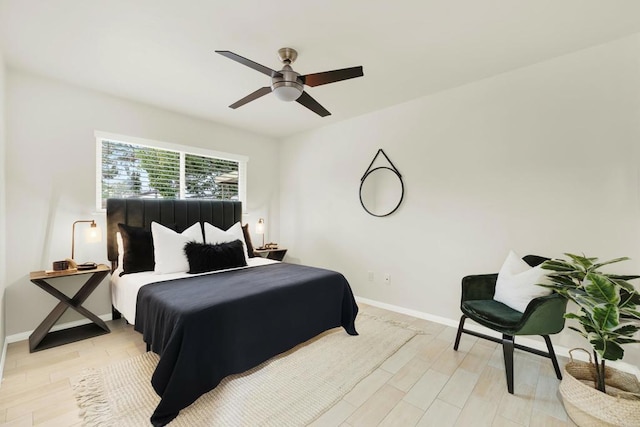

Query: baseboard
<box><xmin>355</xmin><ymin>296</ymin><xmax>640</xmax><ymax>379</ymax></box>
<box><xmin>5</xmin><ymin>313</ymin><xmax>113</xmax><ymax>344</ymax></box>
<box><xmin>0</xmin><ymin>337</ymin><xmax>7</xmax><ymax>385</ymax></box>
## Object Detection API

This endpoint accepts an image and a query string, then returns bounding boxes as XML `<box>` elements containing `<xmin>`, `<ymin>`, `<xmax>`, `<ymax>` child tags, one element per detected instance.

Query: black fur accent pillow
<box><xmin>184</xmin><ymin>239</ymin><xmax>248</xmax><ymax>274</ymax></box>
<box><xmin>118</xmin><ymin>223</ymin><xmax>155</xmax><ymax>275</ymax></box>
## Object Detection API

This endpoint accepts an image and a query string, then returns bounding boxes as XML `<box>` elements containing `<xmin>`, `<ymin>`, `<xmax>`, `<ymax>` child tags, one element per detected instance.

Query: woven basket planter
<box><xmin>559</xmin><ymin>349</ymin><xmax>640</xmax><ymax>427</ymax></box>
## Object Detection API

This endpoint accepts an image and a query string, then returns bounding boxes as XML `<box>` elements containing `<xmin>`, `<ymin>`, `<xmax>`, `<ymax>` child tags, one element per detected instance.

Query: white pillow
<box><xmin>493</xmin><ymin>250</ymin><xmax>552</xmax><ymax>313</ymax></box>
<box><xmin>152</xmin><ymin>222</ymin><xmax>203</xmax><ymax>274</ymax></box>
<box><xmin>203</xmin><ymin>222</ymin><xmax>248</xmax><ymax>261</ymax></box>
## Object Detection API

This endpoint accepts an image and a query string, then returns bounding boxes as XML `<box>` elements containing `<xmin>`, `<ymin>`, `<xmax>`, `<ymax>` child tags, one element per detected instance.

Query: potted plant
<box><xmin>540</xmin><ymin>253</ymin><xmax>640</xmax><ymax>426</ymax></box>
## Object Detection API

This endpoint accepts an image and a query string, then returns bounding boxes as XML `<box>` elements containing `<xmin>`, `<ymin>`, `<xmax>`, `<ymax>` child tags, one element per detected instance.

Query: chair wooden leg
<box><xmin>502</xmin><ymin>334</ymin><xmax>515</xmax><ymax>394</ymax></box>
<box><xmin>543</xmin><ymin>335</ymin><xmax>562</xmax><ymax>380</ymax></box>
<box><xmin>453</xmin><ymin>315</ymin><xmax>467</xmax><ymax>351</ymax></box>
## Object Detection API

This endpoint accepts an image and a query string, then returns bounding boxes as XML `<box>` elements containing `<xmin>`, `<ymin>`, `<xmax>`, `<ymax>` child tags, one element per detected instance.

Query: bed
<box><xmin>106</xmin><ymin>199</ymin><xmax>359</xmax><ymax>426</ymax></box>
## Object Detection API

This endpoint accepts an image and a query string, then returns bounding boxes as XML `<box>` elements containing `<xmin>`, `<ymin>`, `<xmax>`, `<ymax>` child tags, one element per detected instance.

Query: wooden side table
<box><xmin>254</xmin><ymin>248</ymin><xmax>288</xmax><ymax>261</ymax></box>
<box><xmin>28</xmin><ymin>264</ymin><xmax>111</xmax><ymax>352</ymax></box>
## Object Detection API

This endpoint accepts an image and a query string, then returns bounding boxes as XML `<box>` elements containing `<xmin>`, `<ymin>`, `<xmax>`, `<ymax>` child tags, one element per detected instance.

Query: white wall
<box><xmin>280</xmin><ymin>34</ymin><xmax>640</xmax><ymax>365</ymax></box>
<box><xmin>5</xmin><ymin>70</ymin><xmax>280</xmax><ymax>335</ymax></box>
<box><xmin>0</xmin><ymin>50</ymin><xmax>7</xmax><ymax>350</ymax></box>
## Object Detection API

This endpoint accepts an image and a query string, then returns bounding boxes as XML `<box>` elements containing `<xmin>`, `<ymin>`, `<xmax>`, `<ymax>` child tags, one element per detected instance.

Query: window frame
<box><xmin>95</xmin><ymin>131</ymin><xmax>248</xmax><ymax>212</ymax></box>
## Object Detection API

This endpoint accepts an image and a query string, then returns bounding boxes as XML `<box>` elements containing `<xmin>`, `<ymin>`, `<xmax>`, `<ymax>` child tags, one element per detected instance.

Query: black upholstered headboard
<box><xmin>106</xmin><ymin>198</ymin><xmax>242</xmax><ymax>265</ymax></box>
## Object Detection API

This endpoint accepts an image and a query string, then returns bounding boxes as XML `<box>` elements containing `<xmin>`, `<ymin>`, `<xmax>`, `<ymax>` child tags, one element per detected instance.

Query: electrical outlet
<box><xmin>384</xmin><ymin>274</ymin><xmax>391</xmax><ymax>285</ymax></box>
<box><xmin>368</xmin><ymin>271</ymin><xmax>374</xmax><ymax>282</ymax></box>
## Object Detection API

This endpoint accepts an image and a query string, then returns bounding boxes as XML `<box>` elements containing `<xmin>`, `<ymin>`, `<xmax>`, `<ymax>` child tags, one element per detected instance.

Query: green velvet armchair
<box><xmin>453</xmin><ymin>255</ymin><xmax>567</xmax><ymax>394</ymax></box>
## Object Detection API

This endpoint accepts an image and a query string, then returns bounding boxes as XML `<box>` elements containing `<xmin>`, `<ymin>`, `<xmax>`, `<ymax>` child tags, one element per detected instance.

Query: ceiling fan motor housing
<box><xmin>278</xmin><ymin>47</ymin><xmax>298</xmax><ymax>64</ymax></box>
<box><xmin>271</xmin><ymin>64</ymin><xmax>304</xmax><ymax>101</ymax></box>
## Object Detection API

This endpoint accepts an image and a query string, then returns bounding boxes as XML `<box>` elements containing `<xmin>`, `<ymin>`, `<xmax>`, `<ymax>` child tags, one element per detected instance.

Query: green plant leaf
<box><xmin>592</xmin><ymin>338</ymin><xmax>624</xmax><ymax>361</ymax></box>
<box><xmin>592</xmin><ymin>304</ymin><xmax>620</xmax><ymax>331</ymax></box>
<box><xmin>611</xmin><ymin>324</ymin><xmax>640</xmax><ymax>336</ymax></box>
<box><xmin>608</xmin><ymin>274</ymin><xmax>640</xmax><ymax>281</ymax></box>
<box><xmin>583</xmin><ymin>324</ymin><xmax>598</xmax><ymax>334</ymax></box>
<box><xmin>569</xmin><ymin>288</ymin><xmax>588</xmax><ymax>298</ymax></box>
<box><xmin>592</xmin><ymin>257</ymin><xmax>630</xmax><ymax>270</ymax></box>
<box><xmin>541</xmin><ymin>260</ymin><xmax>580</xmax><ymax>272</ymax></box>
<box><xmin>611</xmin><ymin>279</ymin><xmax>637</xmax><ymax>293</ymax></box>
<box><xmin>567</xmin><ymin>326</ymin><xmax>588</xmax><ymax>339</ymax></box>
<box><xmin>572</xmin><ymin>292</ymin><xmax>597</xmax><ymax>314</ymax></box>
<box><xmin>620</xmin><ymin>307</ymin><xmax>640</xmax><ymax>320</ymax></box>
<box><xmin>537</xmin><ymin>283</ymin><xmax>562</xmax><ymax>290</ymax></box>
<box><xmin>585</xmin><ymin>273</ymin><xmax>620</xmax><ymax>305</ymax></box>
<box><xmin>546</xmin><ymin>274</ymin><xmax>579</xmax><ymax>288</ymax></box>
<box><xmin>565</xmin><ymin>253</ymin><xmax>595</xmax><ymax>270</ymax></box>
<box><xmin>613</xmin><ymin>337</ymin><xmax>640</xmax><ymax>344</ymax></box>
<box><xmin>620</xmin><ymin>288</ymin><xmax>640</xmax><ymax>306</ymax></box>
<box><xmin>564</xmin><ymin>312</ymin><xmax>583</xmax><ymax>320</ymax></box>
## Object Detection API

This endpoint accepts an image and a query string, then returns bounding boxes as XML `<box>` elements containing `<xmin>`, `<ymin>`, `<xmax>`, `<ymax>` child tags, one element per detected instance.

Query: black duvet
<box><xmin>134</xmin><ymin>262</ymin><xmax>359</xmax><ymax>426</ymax></box>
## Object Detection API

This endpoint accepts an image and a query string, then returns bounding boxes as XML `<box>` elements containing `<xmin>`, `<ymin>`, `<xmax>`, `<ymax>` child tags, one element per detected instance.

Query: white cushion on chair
<box><xmin>493</xmin><ymin>250</ymin><xmax>552</xmax><ymax>313</ymax></box>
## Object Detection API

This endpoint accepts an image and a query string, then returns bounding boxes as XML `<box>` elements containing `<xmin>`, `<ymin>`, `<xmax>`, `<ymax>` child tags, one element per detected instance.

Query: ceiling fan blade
<box><xmin>215</xmin><ymin>51</ymin><xmax>281</xmax><ymax>77</ymax></box>
<box><xmin>229</xmin><ymin>87</ymin><xmax>272</xmax><ymax>109</ymax></box>
<box><xmin>301</xmin><ymin>66</ymin><xmax>363</xmax><ymax>87</ymax></box>
<box><xmin>296</xmin><ymin>91</ymin><xmax>331</xmax><ymax>117</ymax></box>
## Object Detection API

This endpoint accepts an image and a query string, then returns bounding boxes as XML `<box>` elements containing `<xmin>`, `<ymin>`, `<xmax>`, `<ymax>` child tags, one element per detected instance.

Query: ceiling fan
<box><xmin>215</xmin><ymin>48</ymin><xmax>364</xmax><ymax>117</ymax></box>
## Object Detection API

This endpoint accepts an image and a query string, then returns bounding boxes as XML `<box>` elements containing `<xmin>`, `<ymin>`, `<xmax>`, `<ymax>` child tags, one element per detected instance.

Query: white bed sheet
<box><xmin>111</xmin><ymin>257</ymin><xmax>279</xmax><ymax>324</ymax></box>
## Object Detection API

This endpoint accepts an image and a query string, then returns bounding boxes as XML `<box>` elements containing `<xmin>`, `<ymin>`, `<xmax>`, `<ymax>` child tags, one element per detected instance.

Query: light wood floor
<box><xmin>0</xmin><ymin>304</ymin><xmax>576</xmax><ymax>426</ymax></box>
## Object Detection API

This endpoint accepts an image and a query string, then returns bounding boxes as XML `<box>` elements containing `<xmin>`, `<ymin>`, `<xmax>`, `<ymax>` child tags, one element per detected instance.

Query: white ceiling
<box><xmin>2</xmin><ymin>0</ymin><xmax>640</xmax><ymax>139</ymax></box>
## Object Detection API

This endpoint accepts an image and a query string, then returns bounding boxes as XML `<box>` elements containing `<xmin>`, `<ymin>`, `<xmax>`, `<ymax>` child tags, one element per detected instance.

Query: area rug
<box><xmin>73</xmin><ymin>313</ymin><xmax>418</xmax><ymax>426</ymax></box>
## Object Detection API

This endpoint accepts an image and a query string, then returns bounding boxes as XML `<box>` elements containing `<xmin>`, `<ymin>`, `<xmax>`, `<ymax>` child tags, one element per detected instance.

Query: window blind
<box><xmin>99</xmin><ymin>139</ymin><xmax>240</xmax><ymax>209</ymax></box>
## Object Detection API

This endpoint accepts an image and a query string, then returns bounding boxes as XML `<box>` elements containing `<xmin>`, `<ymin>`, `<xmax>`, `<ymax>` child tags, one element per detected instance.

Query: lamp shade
<box><xmin>272</xmin><ymin>85</ymin><xmax>302</xmax><ymax>102</ymax></box>
<box><xmin>84</xmin><ymin>223</ymin><xmax>102</xmax><ymax>243</ymax></box>
<box><xmin>256</xmin><ymin>218</ymin><xmax>265</xmax><ymax>234</ymax></box>
<box><xmin>255</xmin><ymin>218</ymin><xmax>266</xmax><ymax>249</ymax></box>
<box><xmin>72</xmin><ymin>219</ymin><xmax>102</xmax><ymax>260</ymax></box>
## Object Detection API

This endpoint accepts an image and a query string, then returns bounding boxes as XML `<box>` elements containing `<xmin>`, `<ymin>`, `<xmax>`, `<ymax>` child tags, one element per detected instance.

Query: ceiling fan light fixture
<box><xmin>272</xmin><ymin>84</ymin><xmax>303</xmax><ymax>102</ymax></box>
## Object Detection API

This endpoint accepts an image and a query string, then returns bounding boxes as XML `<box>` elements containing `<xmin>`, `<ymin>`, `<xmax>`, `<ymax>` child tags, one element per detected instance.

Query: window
<box><xmin>95</xmin><ymin>131</ymin><xmax>247</xmax><ymax>211</ymax></box>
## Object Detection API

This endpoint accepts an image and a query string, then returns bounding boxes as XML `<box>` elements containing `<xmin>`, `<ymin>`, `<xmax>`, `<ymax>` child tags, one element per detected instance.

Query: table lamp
<box><xmin>71</xmin><ymin>220</ymin><xmax>102</xmax><ymax>268</ymax></box>
<box><xmin>256</xmin><ymin>218</ymin><xmax>265</xmax><ymax>249</ymax></box>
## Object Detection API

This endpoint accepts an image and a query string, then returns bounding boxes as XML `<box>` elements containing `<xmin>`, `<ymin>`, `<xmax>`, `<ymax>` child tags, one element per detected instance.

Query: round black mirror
<box><xmin>359</xmin><ymin>166</ymin><xmax>404</xmax><ymax>217</ymax></box>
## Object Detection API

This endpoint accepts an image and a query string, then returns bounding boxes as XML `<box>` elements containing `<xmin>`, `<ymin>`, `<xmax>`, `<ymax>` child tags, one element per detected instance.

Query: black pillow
<box><xmin>118</xmin><ymin>223</ymin><xmax>155</xmax><ymax>276</ymax></box>
<box><xmin>241</xmin><ymin>223</ymin><xmax>257</xmax><ymax>258</ymax></box>
<box><xmin>184</xmin><ymin>240</ymin><xmax>248</xmax><ymax>274</ymax></box>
